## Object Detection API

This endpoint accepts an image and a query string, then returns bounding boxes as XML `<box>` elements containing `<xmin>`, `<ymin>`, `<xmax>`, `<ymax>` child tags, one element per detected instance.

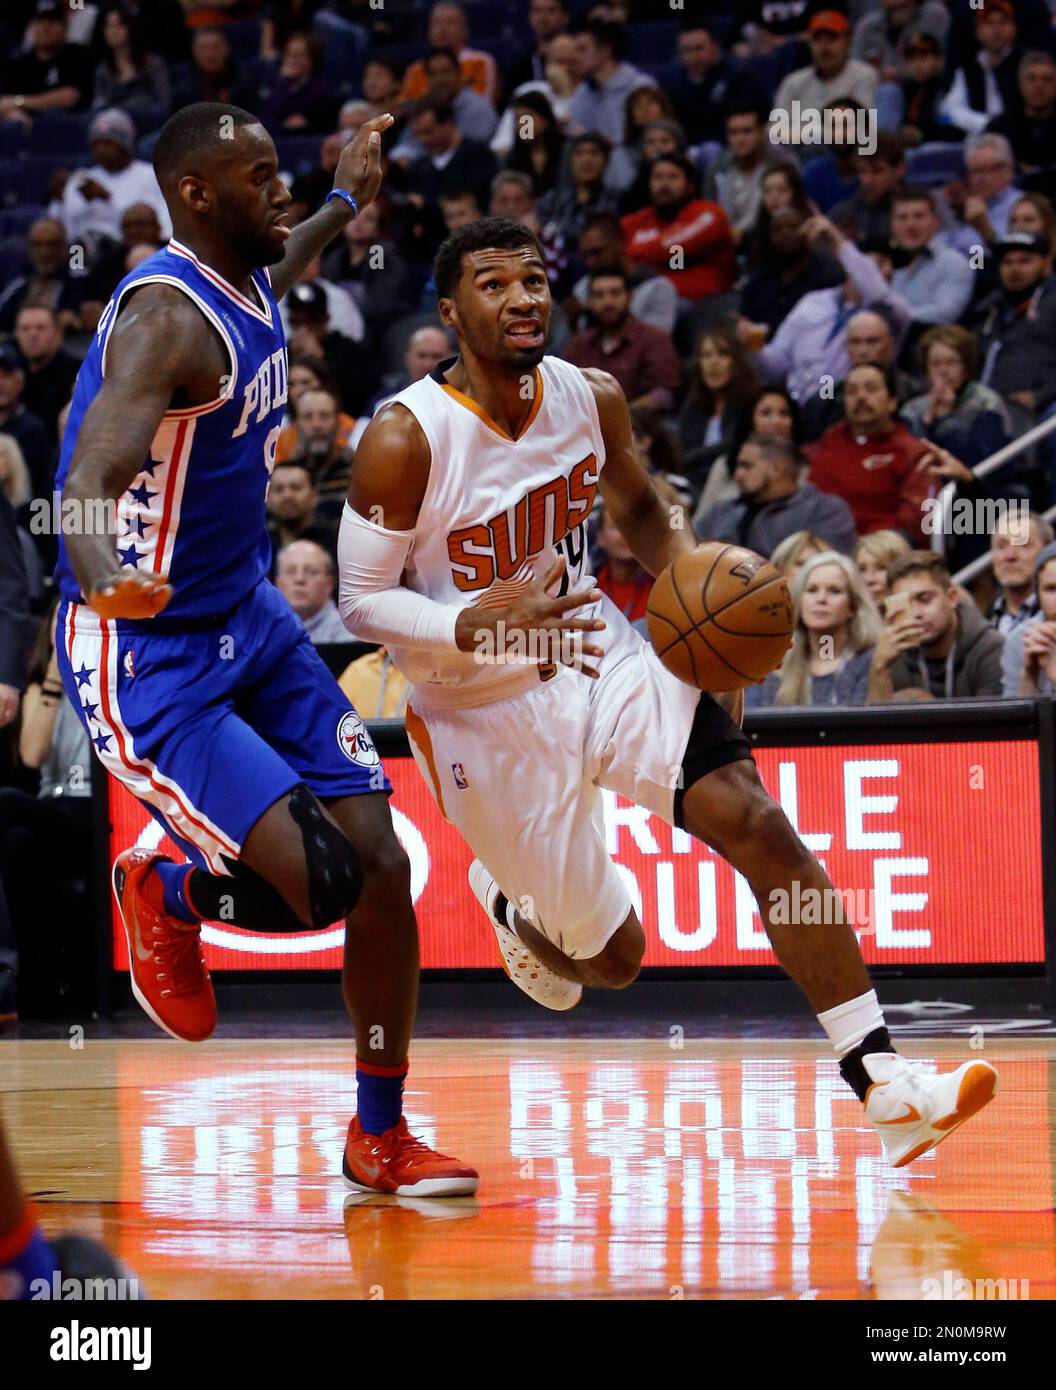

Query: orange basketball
<box><xmin>646</xmin><ymin>542</ymin><xmax>794</xmax><ymax>691</ymax></box>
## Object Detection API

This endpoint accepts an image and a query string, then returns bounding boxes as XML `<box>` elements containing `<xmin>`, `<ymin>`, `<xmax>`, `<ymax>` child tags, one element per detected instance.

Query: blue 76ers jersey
<box><xmin>55</xmin><ymin>238</ymin><xmax>288</xmax><ymax>621</ymax></box>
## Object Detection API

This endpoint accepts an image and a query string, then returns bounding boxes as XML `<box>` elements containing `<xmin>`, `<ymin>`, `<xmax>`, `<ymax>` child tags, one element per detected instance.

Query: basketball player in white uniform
<box><xmin>337</xmin><ymin>218</ymin><xmax>996</xmax><ymax>1167</ymax></box>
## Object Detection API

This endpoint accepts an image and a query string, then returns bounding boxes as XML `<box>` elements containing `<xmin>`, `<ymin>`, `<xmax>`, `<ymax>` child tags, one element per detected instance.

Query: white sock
<box><xmin>817</xmin><ymin>989</ymin><xmax>886</xmax><ymax>1057</ymax></box>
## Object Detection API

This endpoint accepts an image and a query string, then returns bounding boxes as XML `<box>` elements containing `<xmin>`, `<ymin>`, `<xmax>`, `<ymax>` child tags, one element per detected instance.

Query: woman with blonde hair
<box><xmin>769</xmin><ymin>529</ymin><xmax>828</xmax><ymax>581</ymax></box>
<box><xmin>853</xmin><ymin>530</ymin><xmax>911</xmax><ymax>603</ymax></box>
<box><xmin>747</xmin><ymin>550</ymin><xmax>882</xmax><ymax>708</ymax></box>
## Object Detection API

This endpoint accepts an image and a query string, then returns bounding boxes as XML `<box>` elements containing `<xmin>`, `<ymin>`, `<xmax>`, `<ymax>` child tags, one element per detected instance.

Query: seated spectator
<box><xmin>491</xmin><ymin>33</ymin><xmax>579</xmax><ymax>159</ymax></box>
<box><xmin>276</xmin><ymin>355</ymin><xmax>361</xmax><ymax>464</ymax></box>
<box><xmin>799</xmin><ymin>304</ymin><xmax>920</xmax><ymax>443</ymax></box>
<box><xmin>986</xmin><ymin>49</ymin><xmax>1056</xmax><ymax>179</ymax></box>
<box><xmin>321</xmin><ymin>201</ymin><xmax>414</xmax><ymax>343</ymax></box>
<box><xmin>705</xmin><ymin>104</ymin><xmax>791</xmax><ymax>239</ymax></box>
<box><xmin>666</xmin><ymin>21</ymin><xmax>763</xmax><ymax>147</ymax></box>
<box><xmin>275</xmin><ymin>538</ymin><xmax>355</xmax><ymax>643</ymax></box>
<box><xmin>877</xmin><ymin>27</ymin><xmax>965</xmax><ymax>145</ymax></box>
<box><xmin>91</xmin><ymin>2</ymin><xmax>170</xmax><ymax>128</ymax></box>
<box><xmin>402</xmin><ymin>98</ymin><xmax>498</xmax><ymax>259</ymax></box>
<box><xmin>60</xmin><ymin>108</ymin><xmax>170</xmax><ymax>257</ymax></box>
<box><xmin>1009</xmin><ymin>189</ymin><xmax>1056</xmax><ymax>243</ymax></box>
<box><xmin>615</xmin><ymin>119</ymin><xmax>688</xmax><ymax>216</ymax></box>
<box><xmin>869</xmin><ymin>550</ymin><xmax>1005</xmax><ymax>699</ymax></box>
<box><xmin>500</xmin><ymin>91</ymin><xmax>565</xmax><ymax>198</ymax></box>
<box><xmin>0</xmin><ymin>218</ymin><xmax>84</xmax><ymax>335</ymax></box>
<box><xmin>399</xmin><ymin>2</ymin><xmax>501</xmax><ymax>109</ymax></box>
<box><xmin>946</xmin><ymin>132</ymin><xmax>1020</xmax><ymax>254</ymax></box>
<box><xmin>0</xmin><ymin>436</ymin><xmax>44</xmax><ymax>605</ymax></box>
<box><xmin>735</xmin><ymin>1</ymin><xmax>813</xmax><ymax>56</ymax></box>
<box><xmin>284</xmin><ymin>281</ymin><xmax>376</xmax><ymax>415</ymax></box>
<box><xmin>607</xmin><ymin>85</ymin><xmax>677</xmax><ymax>195</ymax></box>
<box><xmin>678</xmin><ymin>326</ymin><xmax>760</xmax><ymax>488</ymax></box>
<box><xmin>564</xmin><ymin>212</ymin><xmax>677</xmax><ymax>335</ymax></box>
<box><xmin>0</xmin><ymin>344</ymin><xmax>52</xmax><ymax>514</ymax></box>
<box><xmin>339</xmin><ymin>646</ymin><xmax>410</xmax><ymax>720</ymax></box>
<box><xmin>771</xmin><ymin>10</ymin><xmax>880</xmax><ymax>147</ymax></box>
<box><xmin>940</xmin><ymin>0</ymin><xmax>1022</xmax><ymax>138</ymax></box>
<box><xmin>438</xmin><ymin>188</ymin><xmax>483</xmax><ymax>233</ymax></box>
<box><xmin>360</xmin><ymin>55</ymin><xmax>404</xmax><ymax>115</ymax></box>
<box><xmin>260</xmin><ymin>30</ymin><xmax>336</xmax><ymax>133</ymax></box>
<box><xmin>288</xmin><ymin>131</ymin><xmax>349</xmax><ymax>222</ymax></box>
<box><xmin>738</xmin><ymin>201</ymin><xmax>846</xmax><ymax>343</ymax></box>
<box><xmin>13</xmin><ymin>305</ymin><xmax>79</xmax><ymax>443</ymax></box>
<box><xmin>901</xmin><ymin>325</ymin><xmax>1012</xmax><ymax>468</ymax></box>
<box><xmin>802</xmin><ymin>101</ymin><xmax>862</xmax><ymax>212</ymax></box>
<box><xmin>560</xmin><ymin>267</ymin><xmax>680</xmax><ymax>411</ymax></box>
<box><xmin>390</xmin><ymin>45</ymin><xmax>498</xmax><ymax>159</ymax></box>
<box><xmin>282</xmin><ymin>253</ymin><xmax>364</xmax><ymax>340</ymax></box>
<box><xmin>1001</xmin><ymin>541</ymin><xmax>1056</xmax><ymax>695</ymax></box>
<box><xmin>592</xmin><ymin>503</ymin><xmax>655</xmax><ymax>630</ymax></box>
<box><xmin>830</xmin><ymin>133</ymin><xmax>906</xmax><ymax>243</ymax></box>
<box><xmin>853</xmin><ymin>0</ymin><xmax>950</xmax><ymax>76</ymax></box>
<box><xmin>369</xmin><ymin>324</ymin><xmax>453</xmax><ymax>414</ymax></box>
<box><xmin>0</xmin><ymin>1</ymin><xmax>92</xmax><ymax>122</ymax></box>
<box><xmin>77</xmin><ymin>201</ymin><xmax>163</xmax><ymax>323</ymax></box>
<box><xmin>504</xmin><ymin>0</ymin><xmax>572</xmax><ymax>95</ymax></box>
<box><xmin>488</xmin><ymin>171</ymin><xmax>539</xmax><ymax>229</ymax></box>
<box><xmin>566</xmin><ymin>17</ymin><xmax>653</xmax><ymax>144</ymax></box>
<box><xmin>289</xmin><ymin>387</ymin><xmax>359</xmax><ymax>530</ymax></box>
<box><xmin>173</xmin><ymin>25</ymin><xmax>258</xmax><ymax>110</ymax></box>
<box><xmin>620</xmin><ymin>155</ymin><xmax>736</xmax><ymax>306</ymax></box>
<box><xmin>537</xmin><ymin>134</ymin><xmax>620</xmax><ymax>272</ymax></box>
<box><xmin>889</xmin><ymin>186</ymin><xmax>975</xmax><ymax>327</ymax></box>
<box><xmin>770</xmin><ymin>528</ymin><xmax>831</xmax><ymax>581</ymax></box>
<box><xmin>968</xmin><ymin>232</ymin><xmax>1056</xmax><ymax>422</ymax></box>
<box><xmin>988</xmin><ymin>509</ymin><xmax>1054</xmax><ymax>632</ymax></box>
<box><xmin>694</xmin><ymin>386</ymin><xmax>804</xmax><ymax>522</ymax></box>
<box><xmin>696</xmin><ymin>433</ymin><xmax>857</xmax><ymax>557</ymax></box>
<box><xmin>806</xmin><ymin>362</ymin><xmax>934</xmax><ymax>541</ymax></box>
<box><xmin>854</xmin><ymin>529</ymin><xmax>912</xmax><ymax>604</ymax></box>
<box><xmin>629</xmin><ymin>403</ymin><xmax>690</xmax><ymax>508</ymax></box>
<box><xmin>265</xmin><ymin>459</ymin><xmax>333</xmax><ymax>563</ymax></box>
<box><xmin>747</xmin><ymin>551</ymin><xmax>881</xmax><ymax>708</ymax></box>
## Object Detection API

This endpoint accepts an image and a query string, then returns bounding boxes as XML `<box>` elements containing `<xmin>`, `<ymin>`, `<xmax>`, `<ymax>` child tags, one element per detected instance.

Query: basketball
<box><xmin>646</xmin><ymin>542</ymin><xmax>794</xmax><ymax>692</ymax></box>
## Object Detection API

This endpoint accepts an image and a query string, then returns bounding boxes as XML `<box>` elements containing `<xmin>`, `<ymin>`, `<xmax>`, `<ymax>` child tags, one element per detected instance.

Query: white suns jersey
<box><xmin>388</xmin><ymin>354</ymin><xmax>606</xmax><ymax>709</ymax></box>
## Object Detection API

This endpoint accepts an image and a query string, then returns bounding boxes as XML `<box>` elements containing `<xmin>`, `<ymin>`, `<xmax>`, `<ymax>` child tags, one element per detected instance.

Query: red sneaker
<box><xmin>112</xmin><ymin>849</ymin><xmax>216</xmax><ymax>1042</ymax></box>
<box><xmin>343</xmin><ymin>1116</ymin><xmax>479</xmax><ymax>1196</ymax></box>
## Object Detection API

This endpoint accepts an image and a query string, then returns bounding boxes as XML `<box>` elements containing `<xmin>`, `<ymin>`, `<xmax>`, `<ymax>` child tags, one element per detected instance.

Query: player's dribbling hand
<box><xmin>333</xmin><ymin>113</ymin><xmax>396</xmax><ymax>212</ymax></box>
<box><xmin>88</xmin><ymin>571</ymin><xmax>172</xmax><ymax>620</ymax></box>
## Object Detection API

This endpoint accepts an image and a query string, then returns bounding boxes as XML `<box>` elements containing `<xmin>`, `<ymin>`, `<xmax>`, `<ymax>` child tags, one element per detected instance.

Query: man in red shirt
<box><xmin>806</xmin><ymin>362</ymin><xmax>935</xmax><ymax>541</ymax></box>
<box><xmin>620</xmin><ymin>155</ymin><xmax>735</xmax><ymax>302</ymax></box>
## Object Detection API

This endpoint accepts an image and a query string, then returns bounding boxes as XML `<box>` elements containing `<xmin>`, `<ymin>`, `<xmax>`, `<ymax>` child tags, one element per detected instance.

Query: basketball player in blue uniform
<box><xmin>53</xmin><ymin>103</ymin><xmax>477</xmax><ymax>1197</ymax></box>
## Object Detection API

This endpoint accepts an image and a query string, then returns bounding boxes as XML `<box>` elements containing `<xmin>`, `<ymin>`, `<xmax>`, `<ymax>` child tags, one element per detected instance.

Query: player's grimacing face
<box><xmin>447</xmin><ymin>248</ymin><xmax>551</xmax><ymax>366</ymax></box>
<box><xmin>207</xmin><ymin>125</ymin><xmax>292</xmax><ymax>267</ymax></box>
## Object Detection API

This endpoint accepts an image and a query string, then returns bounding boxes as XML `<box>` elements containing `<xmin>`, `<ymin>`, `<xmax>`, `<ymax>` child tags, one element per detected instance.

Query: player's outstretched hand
<box><xmin>333</xmin><ymin>113</ymin><xmax>395</xmax><ymax>212</ymax></box>
<box><xmin>88</xmin><ymin>571</ymin><xmax>172</xmax><ymax>620</ymax></box>
<box><xmin>455</xmin><ymin>552</ymin><xmax>607</xmax><ymax>679</ymax></box>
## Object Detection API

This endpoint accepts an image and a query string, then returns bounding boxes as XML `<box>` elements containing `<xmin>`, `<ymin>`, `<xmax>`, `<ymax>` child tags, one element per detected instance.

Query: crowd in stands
<box><xmin>6</xmin><ymin>0</ymin><xmax>1056</xmax><ymax>1009</ymax></box>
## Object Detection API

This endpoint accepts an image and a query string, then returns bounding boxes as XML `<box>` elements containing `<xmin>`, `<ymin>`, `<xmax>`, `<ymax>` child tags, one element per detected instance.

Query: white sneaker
<box><xmin>863</xmin><ymin>1052</ymin><xmax>999</xmax><ymax>1168</ymax></box>
<box><xmin>467</xmin><ymin>859</ymin><xmax>582</xmax><ymax>1012</ymax></box>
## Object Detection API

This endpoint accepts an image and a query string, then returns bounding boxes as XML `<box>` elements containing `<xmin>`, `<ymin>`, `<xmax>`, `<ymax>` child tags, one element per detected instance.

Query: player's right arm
<box><xmin>63</xmin><ymin>285</ymin><xmax>226</xmax><ymax>619</ymax></box>
<box><xmin>339</xmin><ymin>405</ymin><xmax>606</xmax><ymax>675</ymax></box>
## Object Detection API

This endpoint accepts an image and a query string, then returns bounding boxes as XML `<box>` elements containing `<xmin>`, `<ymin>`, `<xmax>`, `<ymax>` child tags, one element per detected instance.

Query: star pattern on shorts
<box><xmin>118</xmin><ymin>542</ymin><xmax>142</xmax><ymax>568</ymax></box>
<box><xmin>92</xmin><ymin>729</ymin><xmax>112</xmax><ymax>753</ymax></box>
<box><xmin>73</xmin><ymin>663</ymin><xmax>94</xmax><ymax>689</ymax></box>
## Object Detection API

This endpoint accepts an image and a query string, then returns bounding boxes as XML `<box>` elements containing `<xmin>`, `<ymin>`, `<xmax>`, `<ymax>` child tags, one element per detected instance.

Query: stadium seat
<box><xmin>906</xmin><ymin>142</ymin><xmax>966</xmax><ymax>185</ymax></box>
<box><xmin>0</xmin><ymin>119</ymin><xmax>29</xmax><ymax>156</ymax></box>
<box><xmin>27</xmin><ymin>111</ymin><xmax>91</xmax><ymax>155</ymax></box>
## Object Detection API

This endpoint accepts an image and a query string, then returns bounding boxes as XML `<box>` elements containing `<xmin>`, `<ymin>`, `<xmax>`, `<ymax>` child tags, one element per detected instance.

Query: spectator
<box><xmin>0</xmin><ymin>435</ymin><xmax>42</xmax><ymax>606</ymax></box>
<box><xmin>592</xmin><ymin>503</ymin><xmax>655</xmax><ymax>630</ymax></box>
<box><xmin>439</xmin><ymin>188</ymin><xmax>483</xmax><ymax>233</ymax></box>
<box><xmin>284</xmin><ymin>281</ymin><xmax>376</xmax><ymax>415</ymax></box>
<box><xmin>0</xmin><ymin>344</ymin><xmax>52</xmax><ymax>509</ymax></box>
<box><xmin>969</xmin><ymin>232</ymin><xmax>1056</xmax><ymax>421</ymax></box>
<box><xmin>1001</xmin><ymin>540</ymin><xmax>1056</xmax><ymax>695</ymax></box>
<box><xmin>629</xmin><ymin>403</ymin><xmax>690</xmax><ymax>508</ymax></box>
<box><xmin>360</xmin><ymin>55</ymin><xmax>404</xmax><ymax>114</ymax></box>
<box><xmin>988</xmin><ymin>509</ymin><xmax>1054</xmax><ymax>633</ymax></box>
<box><xmin>0</xmin><ymin>490</ymin><xmax>29</xmax><ymax>735</ymax></box>
<box><xmin>608</xmin><ymin>88</ymin><xmax>679</xmax><ymax>197</ymax></box>
<box><xmin>946</xmin><ymin>132</ymin><xmax>1020</xmax><ymax>253</ymax></box>
<box><xmin>666</xmin><ymin>21</ymin><xmax>763</xmax><ymax>147</ymax></box>
<box><xmin>0</xmin><ymin>0</ymin><xmax>93</xmax><ymax>122</ymax></box>
<box><xmin>1008</xmin><ymin>190</ymin><xmax>1056</xmax><ymax>243</ymax></box>
<box><xmin>488</xmin><ymin>171</ymin><xmax>539</xmax><ymax>229</ymax></box>
<box><xmin>806</xmin><ymin>362</ymin><xmax>934</xmax><ymax>540</ymax></box>
<box><xmin>282</xmin><ymin>253</ymin><xmax>364</xmax><ymax>340</ymax></box>
<box><xmin>901</xmin><ymin>325</ymin><xmax>1013</xmax><ymax>468</ymax></box>
<box><xmin>491</xmin><ymin>34</ymin><xmax>579</xmax><ymax>159</ymax></box>
<box><xmin>289</xmin><ymin>387</ymin><xmax>357</xmax><ymax>537</ymax></box>
<box><xmin>889</xmin><ymin>186</ymin><xmax>976</xmax><ymax>327</ymax></box>
<box><xmin>172</xmin><ymin>25</ymin><xmax>258</xmax><ymax>109</ymax></box>
<box><xmin>878</xmin><ymin>28</ymin><xmax>965</xmax><ymax>146</ymax></box>
<box><xmin>391</xmin><ymin>46</ymin><xmax>498</xmax><ymax>158</ymax></box>
<box><xmin>370</xmin><ymin>324</ymin><xmax>453</xmax><ymax>413</ymax></box>
<box><xmin>853</xmin><ymin>0</ymin><xmax>950</xmax><ymax>76</ymax></box>
<box><xmin>0</xmin><ymin>218</ymin><xmax>83</xmax><ymax>335</ymax></box>
<box><xmin>60</xmin><ymin>107</ymin><xmax>170</xmax><ymax>255</ymax></box>
<box><xmin>678</xmin><ymin>326</ymin><xmax>760</xmax><ymax>488</ymax></box>
<box><xmin>403</xmin><ymin>98</ymin><xmax>498</xmax><ymax>256</ymax></box>
<box><xmin>696</xmin><ymin>433</ymin><xmax>857</xmax><ymax>557</ymax></box>
<box><xmin>287</xmin><ymin>131</ymin><xmax>349</xmax><ymax>222</ymax></box>
<box><xmin>501</xmin><ymin>91</ymin><xmax>565</xmax><ymax>198</ymax></box>
<box><xmin>276</xmin><ymin>355</ymin><xmax>363</xmax><ymax>465</ymax></box>
<box><xmin>321</xmin><ymin>200</ymin><xmax>414</xmax><ymax>343</ymax></box>
<box><xmin>854</xmin><ymin>528</ymin><xmax>912</xmax><ymax>603</ymax></box>
<box><xmin>869</xmin><ymin>550</ymin><xmax>1005</xmax><ymax>699</ymax></box>
<box><xmin>566</xmin><ymin>17</ymin><xmax>652</xmax><ymax>145</ymax></box>
<box><xmin>260</xmin><ymin>30</ymin><xmax>337</xmax><ymax>133</ymax></box>
<box><xmin>987</xmin><ymin>50</ymin><xmax>1056</xmax><ymax>179</ymax></box>
<box><xmin>802</xmin><ymin>101</ymin><xmax>862</xmax><ymax>211</ymax></box>
<box><xmin>90</xmin><ymin>2</ymin><xmax>170</xmax><ymax>128</ymax></box>
<box><xmin>770</xmin><ymin>528</ymin><xmax>830</xmax><ymax>581</ymax></box>
<box><xmin>565</xmin><ymin>212</ymin><xmax>677</xmax><ymax>335</ymax></box>
<box><xmin>736</xmin><ymin>1</ymin><xmax>814</xmax><ymax>55</ymax></box>
<box><xmin>560</xmin><ymin>267</ymin><xmax>681</xmax><ymax>411</ymax></box>
<box><xmin>620</xmin><ymin>155</ymin><xmax>736</xmax><ymax>304</ymax></box>
<box><xmin>799</xmin><ymin>305</ymin><xmax>921</xmax><ymax>443</ymax></box>
<box><xmin>77</xmin><ymin>201</ymin><xmax>162</xmax><ymax>322</ymax></box>
<box><xmin>771</xmin><ymin>11</ymin><xmax>880</xmax><ymax>143</ymax></box>
<box><xmin>705</xmin><ymin>104</ymin><xmax>791</xmax><ymax>238</ymax></box>
<box><xmin>744</xmin><ymin>199</ymin><xmax>862</xmax><ymax>347</ymax></box>
<box><xmin>400</xmin><ymin>2</ymin><xmax>501</xmax><ymax>108</ymax></box>
<box><xmin>338</xmin><ymin>646</ymin><xmax>410</xmax><ymax>719</ymax></box>
<box><xmin>538</xmin><ymin>133</ymin><xmax>619</xmax><ymax>251</ymax></box>
<box><xmin>505</xmin><ymin>0</ymin><xmax>571</xmax><ymax>94</ymax></box>
<box><xmin>830</xmin><ymin>133</ymin><xmax>906</xmax><ymax>243</ymax></box>
<box><xmin>940</xmin><ymin>0</ymin><xmax>1022</xmax><ymax>138</ymax></box>
<box><xmin>695</xmin><ymin>385</ymin><xmax>805</xmax><ymax>523</ymax></box>
<box><xmin>266</xmin><ymin>459</ymin><xmax>331</xmax><ymax>559</ymax></box>
<box><xmin>275</xmin><ymin>538</ymin><xmax>355</xmax><ymax>643</ymax></box>
<box><xmin>748</xmin><ymin>551</ymin><xmax>881</xmax><ymax>708</ymax></box>
<box><xmin>13</xmin><ymin>305</ymin><xmax>79</xmax><ymax>442</ymax></box>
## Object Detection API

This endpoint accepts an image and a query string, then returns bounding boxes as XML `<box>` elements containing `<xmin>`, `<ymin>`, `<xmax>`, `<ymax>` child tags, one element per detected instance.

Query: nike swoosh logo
<box><xmin>355</xmin><ymin>1158</ymin><xmax>384</xmax><ymax>1183</ymax></box>
<box><xmin>878</xmin><ymin>1104</ymin><xmax>922</xmax><ymax>1125</ymax></box>
<box><xmin>129</xmin><ymin>900</ymin><xmax>154</xmax><ymax>964</ymax></box>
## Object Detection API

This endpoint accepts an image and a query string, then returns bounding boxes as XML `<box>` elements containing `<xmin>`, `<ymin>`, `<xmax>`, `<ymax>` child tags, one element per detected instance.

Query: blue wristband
<box><xmin>326</xmin><ymin>188</ymin><xmax>360</xmax><ymax>218</ymax></box>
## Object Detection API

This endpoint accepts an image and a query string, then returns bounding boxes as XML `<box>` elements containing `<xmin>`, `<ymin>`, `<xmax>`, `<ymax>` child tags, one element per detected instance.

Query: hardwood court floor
<box><xmin>2</xmin><ymin>1038</ymin><xmax>1052</xmax><ymax>1300</ymax></box>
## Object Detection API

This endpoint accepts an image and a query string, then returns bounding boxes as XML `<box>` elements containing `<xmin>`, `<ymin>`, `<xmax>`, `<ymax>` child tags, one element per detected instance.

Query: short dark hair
<box><xmin>580</xmin><ymin>212</ymin><xmax>622</xmax><ymax>241</ymax></box>
<box><xmin>724</xmin><ymin>101</ymin><xmax>765</xmax><ymax>125</ymax></box>
<box><xmin>570</xmin><ymin>131</ymin><xmax>612</xmax><ymax>159</ymax></box>
<box><xmin>363</xmin><ymin>53</ymin><xmax>404</xmax><ymax>81</ymax></box>
<box><xmin>847</xmin><ymin>359</ymin><xmax>900</xmax><ymax>400</ymax></box>
<box><xmin>577</xmin><ymin>18</ymin><xmax>626</xmax><ymax>59</ymax></box>
<box><xmin>433</xmin><ymin>215</ymin><xmax>546</xmax><ymax>300</ymax></box>
<box><xmin>893</xmin><ymin>182</ymin><xmax>937</xmax><ymax>212</ymax></box>
<box><xmin>739</xmin><ymin>432</ymin><xmax>800</xmax><ymax>472</ymax></box>
<box><xmin>858</xmin><ymin>131</ymin><xmax>905</xmax><ymax>166</ymax></box>
<box><xmin>425</xmin><ymin>45</ymin><xmax>460</xmax><ymax>69</ymax></box>
<box><xmin>410</xmin><ymin>95</ymin><xmax>455</xmax><ymax>125</ymax></box>
<box><xmin>588</xmin><ymin>265</ymin><xmax>631</xmax><ymax>289</ymax></box>
<box><xmin>153</xmin><ymin>102</ymin><xmax>259</xmax><ymax>188</ymax></box>
<box><xmin>649</xmin><ymin>152</ymin><xmax>699</xmax><ymax>194</ymax></box>
<box><xmin>888</xmin><ymin>550</ymin><xmax>953</xmax><ymax>589</ymax></box>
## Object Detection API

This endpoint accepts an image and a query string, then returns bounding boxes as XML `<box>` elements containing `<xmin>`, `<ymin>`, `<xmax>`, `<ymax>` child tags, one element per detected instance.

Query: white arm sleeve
<box><xmin>337</xmin><ymin>501</ymin><xmax>461</xmax><ymax>651</ymax></box>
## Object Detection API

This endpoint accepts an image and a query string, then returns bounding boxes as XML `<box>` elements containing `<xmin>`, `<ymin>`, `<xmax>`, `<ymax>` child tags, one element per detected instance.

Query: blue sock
<box><xmin>153</xmin><ymin>861</ymin><xmax>200</xmax><ymax>923</ymax></box>
<box><xmin>1</xmin><ymin>1218</ymin><xmax>62</xmax><ymax>1301</ymax></box>
<box><xmin>356</xmin><ymin>1058</ymin><xmax>407</xmax><ymax>1136</ymax></box>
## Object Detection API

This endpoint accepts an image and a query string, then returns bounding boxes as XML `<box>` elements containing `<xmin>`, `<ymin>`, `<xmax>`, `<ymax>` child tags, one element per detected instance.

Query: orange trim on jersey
<box><xmin>405</xmin><ymin>704</ymin><xmax>448</xmax><ymax>820</ymax></box>
<box><xmin>439</xmin><ymin>369</ymin><xmax>544</xmax><ymax>443</ymax></box>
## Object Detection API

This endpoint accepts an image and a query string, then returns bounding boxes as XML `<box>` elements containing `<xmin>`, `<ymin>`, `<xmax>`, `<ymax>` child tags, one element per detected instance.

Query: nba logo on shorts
<box><xmin>123</xmin><ymin>649</ymin><xmax>136</xmax><ymax>679</ymax></box>
<box><xmin>452</xmin><ymin>762</ymin><xmax>469</xmax><ymax>789</ymax></box>
<box><xmin>336</xmin><ymin>710</ymin><xmax>380</xmax><ymax>767</ymax></box>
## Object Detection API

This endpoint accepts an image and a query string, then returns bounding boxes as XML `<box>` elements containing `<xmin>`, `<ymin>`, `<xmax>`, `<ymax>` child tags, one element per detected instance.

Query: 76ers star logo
<box><xmin>336</xmin><ymin>710</ymin><xmax>380</xmax><ymax>767</ymax></box>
